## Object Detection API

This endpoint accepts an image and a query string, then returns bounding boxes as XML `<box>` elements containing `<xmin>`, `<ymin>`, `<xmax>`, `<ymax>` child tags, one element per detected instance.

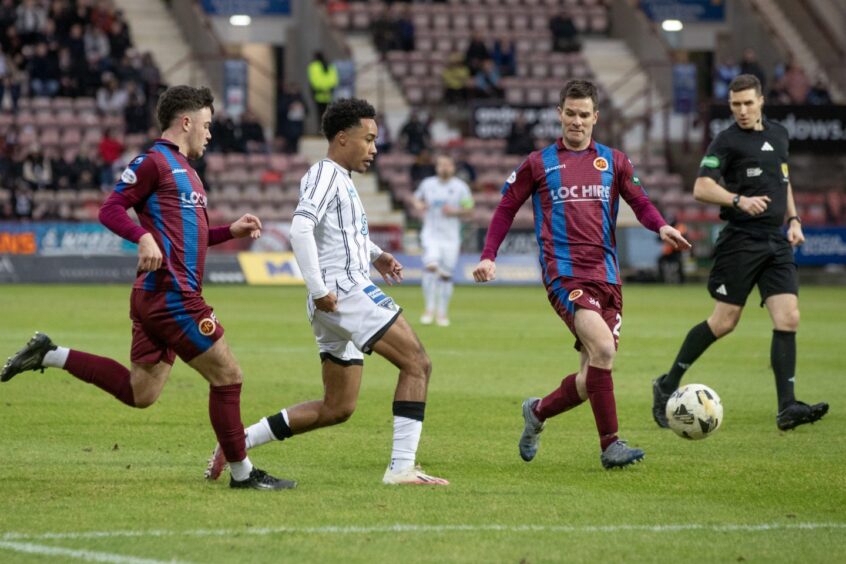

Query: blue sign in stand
<box><xmin>794</xmin><ymin>227</ymin><xmax>846</xmax><ymax>266</ymax></box>
<box><xmin>201</xmin><ymin>0</ymin><xmax>290</xmax><ymax>16</ymax></box>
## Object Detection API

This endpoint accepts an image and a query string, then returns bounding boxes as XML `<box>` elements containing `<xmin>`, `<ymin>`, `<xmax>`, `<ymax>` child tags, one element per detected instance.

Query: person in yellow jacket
<box><xmin>307</xmin><ymin>51</ymin><xmax>338</xmax><ymax>128</ymax></box>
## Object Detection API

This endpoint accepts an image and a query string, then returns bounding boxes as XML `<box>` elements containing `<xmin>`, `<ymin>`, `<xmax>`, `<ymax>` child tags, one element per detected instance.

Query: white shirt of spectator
<box><xmin>415</xmin><ymin>175</ymin><xmax>472</xmax><ymax>243</ymax></box>
<box><xmin>293</xmin><ymin>158</ymin><xmax>379</xmax><ymax>292</ymax></box>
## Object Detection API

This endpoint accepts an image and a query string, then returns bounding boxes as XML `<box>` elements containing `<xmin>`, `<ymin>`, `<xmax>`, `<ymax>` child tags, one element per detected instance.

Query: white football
<box><xmin>666</xmin><ymin>383</ymin><xmax>723</xmax><ymax>440</ymax></box>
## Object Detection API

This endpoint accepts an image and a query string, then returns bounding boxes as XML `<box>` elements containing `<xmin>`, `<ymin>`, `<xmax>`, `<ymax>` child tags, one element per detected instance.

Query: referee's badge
<box><xmin>781</xmin><ymin>163</ymin><xmax>789</xmax><ymax>178</ymax></box>
<box><xmin>593</xmin><ymin>157</ymin><xmax>609</xmax><ymax>171</ymax></box>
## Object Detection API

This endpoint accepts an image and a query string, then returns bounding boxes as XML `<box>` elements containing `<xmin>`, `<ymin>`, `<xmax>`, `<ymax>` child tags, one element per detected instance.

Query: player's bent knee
<box><xmin>325</xmin><ymin>405</ymin><xmax>355</xmax><ymax>425</ymax></box>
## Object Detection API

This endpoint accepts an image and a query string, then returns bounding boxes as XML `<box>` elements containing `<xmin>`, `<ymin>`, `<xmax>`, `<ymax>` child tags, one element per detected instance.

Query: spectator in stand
<box><xmin>209</xmin><ymin>113</ymin><xmax>238</xmax><ymax>153</ymax></box>
<box><xmin>713</xmin><ymin>55</ymin><xmax>740</xmax><ymax>100</ymax></box>
<box><xmin>239</xmin><ymin>110</ymin><xmax>267</xmax><ymax>153</ymax></box>
<box><xmin>550</xmin><ymin>9</ymin><xmax>580</xmax><ymax>53</ymax></box>
<box><xmin>410</xmin><ymin>148</ymin><xmax>436</xmax><ymax>188</ymax></box>
<box><xmin>375</xmin><ymin>112</ymin><xmax>392</xmax><ymax>154</ymax></box>
<box><xmin>3</xmin><ymin>26</ymin><xmax>25</xmax><ymax>68</ymax></box>
<box><xmin>15</xmin><ymin>0</ymin><xmax>47</xmax><ymax>44</ymax></box>
<box><xmin>0</xmin><ymin>0</ymin><xmax>16</xmax><ymax>32</ymax></box>
<box><xmin>473</xmin><ymin>58</ymin><xmax>503</xmax><ymax>99</ymax></box>
<box><xmin>371</xmin><ymin>8</ymin><xmax>397</xmax><ymax>54</ymax></box>
<box><xmin>506</xmin><ymin>112</ymin><xmax>535</xmax><ymax>156</ymax></box>
<box><xmin>398</xmin><ymin>109</ymin><xmax>431</xmax><ymax>155</ymax></box>
<box><xmin>824</xmin><ymin>191</ymin><xmax>842</xmax><ymax>225</ymax></box>
<box><xmin>739</xmin><ymin>48</ymin><xmax>766</xmax><ymax>91</ymax></box>
<box><xmin>394</xmin><ymin>4</ymin><xmax>414</xmax><ymax>52</ymax></box>
<box><xmin>83</xmin><ymin>23</ymin><xmax>110</xmax><ymax>63</ymax></box>
<box><xmin>49</xmin><ymin>0</ymin><xmax>75</xmax><ymax>39</ymax></box>
<box><xmin>90</xmin><ymin>0</ymin><xmax>116</xmax><ymax>33</ymax></box>
<box><xmin>52</xmin><ymin>148</ymin><xmax>78</xmax><ymax>190</ymax></box>
<box><xmin>96</xmin><ymin>71</ymin><xmax>128</xmax><ymax>113</ymax></box>
<box><xmin>492</xmin><ymin>38</ymin><xmax>516</xmax><ymax>77</ymax></box>
<box><xmin>781</xmin><ymin>60</ymin><xmax>810</xmax><ymax>105</ymax></box>
<box><xmin>276</xmin><ymin>82</ymin><xmax>306</xmax><ymax>154</ymax></box>
<box><xmin>21</xmin><ymin>145</ymin><xmax>53</xmax><ymax>190</ymax></box>
<box><xmin>27</xmin><ymin>41</ymin><xmax>60</xmax><ymax>97</ymax></box>
<box><xmin>139</xmin><ymin>51</ymin><xmax>161</xmax><ymax>100</ymax></box>
<box><xmin>451</xmin><ymin>148</ymin><xmax>477</xmax><ymax>190</ymax></box>
<box><xmin>442</xmin><ymin>52</ymin><xmax>470</xmax><ymax>105</ymax></box>
<box><xmin>11</xmin><ymin>183</ymin><xmax>34</xmax><ymax>219</ymax></box>
<box><xmin>465</xmin><ymin>32</ymin><xmax>489</xmax><ymax>75</ymax></box>
<box><xmin>307</xmin><ymin>51</ymin><xmax>337</xmax><ymax>128</ymax></box>
<box><xmin>65</xmin><ymin>22</ymin><xmax>85</xmax><ymax>62</ymax></box>
<box><xmin>75</xmin><ymin>145</ymin><xmax>101</xmax><ymax>188</ymax></box>
<box><xmin>108</xmin><ymin>19</ymin><xmax>131</xmax><ymax>62</ymax></box>
<box><xmin>124</xmin><ymin>86</ymin><xmax>149</xmax><ymax>134</ymax></box>
<box><xmin>767</xmin><ymin>75</ymin><xmax>791</xmax><ymax>105</ymax></box>
<box><xmin>97</xmin><ymin>128</ymin><xmax>123</xmax><ymax>188</ymax></box>
<box><xmin>57</xmin><ymin>45</ymin><xmax>82</xmax><ymax>96</ymax></box>
<box><xmin>806</xmin><ymin>76</ymin><xmax>832</xmax><ymax>105</ymax></box>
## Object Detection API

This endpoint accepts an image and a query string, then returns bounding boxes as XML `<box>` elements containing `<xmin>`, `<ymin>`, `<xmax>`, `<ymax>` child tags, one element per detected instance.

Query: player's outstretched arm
<box><xmin>373</xmin><ymin>252</ymin><xmax>404</xmax><ymax>286</ymax></box>
<box><xmin>229</xmin><ymin>213</ymin><xmax>263</xmax><ymax>239</ymax></box>
<box><xmin>658</xmin><ymin>225</ymin><xmax>692</xmax><ymax>251</ymax></box>
<box><xmin>473</xmin><ymin>259</ymin><xmax>496</xmax><ymax>283</ymax></box>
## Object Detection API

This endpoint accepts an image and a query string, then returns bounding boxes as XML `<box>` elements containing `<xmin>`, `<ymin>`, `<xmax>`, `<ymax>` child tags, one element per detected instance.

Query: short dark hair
<box><xmin>729</xmin><ymin>74</ymin><xmax>762</xmax><ymax>96</ymax></box>
<box><xmin>156</xmin><ymin>85</ymin><xmax>215</xmax><ymax>131</ymax></box>
<box><xmin>559</xmin><ymin>79</ymin><xmax>599</xmax><ymax>110</ymax></box>
<box><xmin>321</xmin><ymin>98</ymin><xmax>376</xmax><ymax>140</ymax></box>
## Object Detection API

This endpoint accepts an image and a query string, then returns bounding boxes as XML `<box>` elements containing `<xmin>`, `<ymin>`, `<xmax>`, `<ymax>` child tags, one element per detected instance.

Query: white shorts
<box><xmin>421</xmin><ymin>236</ymin><xmax>460</xmax><ymax>278</ymax></box>
<box><xmin>307</xmin><ymin>282</ymin><xmax>402</xmax><ymax>364</ymax></box>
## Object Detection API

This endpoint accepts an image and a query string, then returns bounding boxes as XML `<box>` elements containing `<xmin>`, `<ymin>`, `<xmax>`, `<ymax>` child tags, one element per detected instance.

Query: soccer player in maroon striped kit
<box><xmin>1</xmin><ymin>86</ymin><xmax>293</xmax><ymax>490</ymax></box>
<box><xmin>473</xmin><ymin>79</ymin><xmax>690</xmax><ymax>469</ymax></box>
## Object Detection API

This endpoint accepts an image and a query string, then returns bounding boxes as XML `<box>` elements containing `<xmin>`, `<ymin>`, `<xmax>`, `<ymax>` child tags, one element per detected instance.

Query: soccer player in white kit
<box><xmin>204</xmin><ymin>98</ymin><xmax>448</xmax><ymax>486</ymax></box>
<box><xmin>412</xmin><ymin>155</ymin><xmax>474</xmax><ymax>326</ymax></box>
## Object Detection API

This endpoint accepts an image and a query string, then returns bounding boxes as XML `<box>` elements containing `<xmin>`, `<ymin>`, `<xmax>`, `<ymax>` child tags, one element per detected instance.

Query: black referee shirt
<box><xmin>698</xmin><ymin>118</ymin><xmax>790</xmax><ymax>229</ymax></box>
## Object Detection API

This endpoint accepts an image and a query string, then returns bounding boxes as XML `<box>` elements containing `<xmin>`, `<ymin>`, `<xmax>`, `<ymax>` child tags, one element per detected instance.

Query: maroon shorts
<box><xmin>547</xmin><ymin>278</ymin><xmax>623</xmax><ymax>351</ymax></box>
<box><xmin>129</xmin><ymin>289</ymin><xmax>225</xmax><ymax>365</ymax></box>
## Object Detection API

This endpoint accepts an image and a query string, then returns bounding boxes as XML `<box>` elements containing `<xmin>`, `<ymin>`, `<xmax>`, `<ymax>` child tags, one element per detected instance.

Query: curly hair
<box><xmin>559</xmin><ymin>79</ymin><xmax>599</xmax><ymax>111</ymax></box>
<box><xmin>321</xmin><ymin>98</ymin><xmax>376</xmax><ymax>141</ymax></box>
<box><xmin>156</xmin><ymin>86</ymin><xmax>215</xmax><ymax>131</ymax></box>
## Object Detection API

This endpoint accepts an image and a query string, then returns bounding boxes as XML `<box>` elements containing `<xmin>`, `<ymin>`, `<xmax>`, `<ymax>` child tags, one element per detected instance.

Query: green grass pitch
<box><xmin>0</xmin><ymin>283</ymin><xmax>843</xmax><ymax>563</ymax></box>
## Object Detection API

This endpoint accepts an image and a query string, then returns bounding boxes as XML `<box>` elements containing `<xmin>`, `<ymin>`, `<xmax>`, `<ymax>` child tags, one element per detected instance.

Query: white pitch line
<box><xmin>0</xmin><ymin>540</ymin><xmax>184</xmax><ymax>564</ymax></box>
<box><xmin>2</xmin><ymin>522</ymin><xmax>845</xmax><ymax>541</ymax></box>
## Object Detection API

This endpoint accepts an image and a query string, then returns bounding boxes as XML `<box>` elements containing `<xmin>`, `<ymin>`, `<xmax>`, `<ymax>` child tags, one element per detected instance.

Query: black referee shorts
<box><xmin>707</xmin><ymin>226</ymin><xmax>798</xmax><ymax>307</ymax></box>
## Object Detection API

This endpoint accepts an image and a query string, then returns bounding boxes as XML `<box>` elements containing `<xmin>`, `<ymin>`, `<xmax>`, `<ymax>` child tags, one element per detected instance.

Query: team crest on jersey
<box><xmin>198</xmin><ymin>316</ymin><xmax>217</xmax><ymax>336</ymax></box>
<box><xmin>120</xmin><ymin>168</ymin><xmax>137</xmax><ymax>184</ymax></box>
<box><xmin>593</xmin><ymin>157</ymin><xmax>609</xmax><ymax>171</ymax></box>
<box><xmin>507</xmin><ymin>170</ymin><xmax>517</xmax><ymax>184</ymax></box>
<box><xmin>568</xmin><ymin>289</ymin><xmax>583</xmax><ymax>301</ymax></box>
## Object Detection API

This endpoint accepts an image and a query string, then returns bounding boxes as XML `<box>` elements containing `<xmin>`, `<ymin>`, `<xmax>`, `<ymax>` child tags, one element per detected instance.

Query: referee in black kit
<box><xmin>651</xmin><ymin>74</ymin><xmax>828</xmax><ymax>431</ymax></box>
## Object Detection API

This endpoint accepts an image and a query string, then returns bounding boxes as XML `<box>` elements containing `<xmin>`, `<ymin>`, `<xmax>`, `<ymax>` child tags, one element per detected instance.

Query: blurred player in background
<box><xmin>206</xmin><ymin>98</ymin><xmax>448</xmax><ymax>486</ymax></box>
<box><xmin>411</xmin><ymin>154</ymin><xmax>474</xmax><ymax>326</ymax></box>
<box><xmin>1</xmin><ymin>86</ymin><xmax>294</xmax><ymax>491</ymax></box>
<box><xmin>651</xmin><ymin>74</ymin><xmax>829</xmax><ymax>431</ymax></box>
<box><xmin>473</xmin><ymin>79</ymin><xmax>690</xmax><ymax>469</ymax></box>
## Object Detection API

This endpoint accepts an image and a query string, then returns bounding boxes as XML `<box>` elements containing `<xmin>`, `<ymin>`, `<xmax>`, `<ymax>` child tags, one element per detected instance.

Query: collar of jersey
<box><xmin>322</xmin><ymin>158</ymin><xmax>352</xmax><ymax>177</ymax></box>
<box><xmin>556</xmin><ymin>137</ymin><xmax>596</xmax><ymax>153</ymax></box>
<box><xmin>152</xmin><ymin>138</ymin><xmax>179</xmax><ymax>150</ymax></box>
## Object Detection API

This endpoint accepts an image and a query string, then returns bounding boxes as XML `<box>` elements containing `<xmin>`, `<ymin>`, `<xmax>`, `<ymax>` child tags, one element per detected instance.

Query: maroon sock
<box><xmin>535</xmin><ymin>373</ymin><xmax>583</xmax><ymax>420</ymax></box>
<box><xmin>209</xmin><ymin>383</ymin><xmax>247</xmax><ymax>463</ymax></box>
<box><xmin>64</xmin><ymin>350</ymin><xmax>135</xmax><ymax>407</ymax></box>
<box><xmin>585</xmin><ymin>366</ymin><xmax>619</xmax><ymax>451</ymax></box>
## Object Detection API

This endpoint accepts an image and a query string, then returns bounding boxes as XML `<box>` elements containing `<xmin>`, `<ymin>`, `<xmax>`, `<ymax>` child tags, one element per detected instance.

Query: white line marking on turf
<box><xmin>0</xmin><ymin>540</ymin><xmax>183</xmax><ymax>564</ymax></box>
<box><xmin>2</xmin><ymin>522</ymin><xmax>845</xmax><ymax>541</ymax></box>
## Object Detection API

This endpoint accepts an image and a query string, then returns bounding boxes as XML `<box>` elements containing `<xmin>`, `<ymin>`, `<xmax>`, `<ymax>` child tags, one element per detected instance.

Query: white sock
<box><xmin>389</xmin><ymin>416</ymin><xmax>422</xmax><ymax>472</ymax></box>
<box><xmin>245</xmin><ymin>417</ymin><xmax>275</xmax><ymax>449</ymax></box>
<box><xmin>229</xmin><ymin>455</ymin><xmax>254</xmax><ymax>481</ymax></box>
<box><xmin>42</xmin><ymin>347</ymin><xmax>69</xmax><ymax>368</ymax></box>
<box><xmin>437</xmin><ymin>279</ymin><xmax>454</xmax><ymax>318</ymax></box>
<box><xmin>422</xmin><ymin>270</ymin><xmax>438</xmax><ymax>314</ymax></box>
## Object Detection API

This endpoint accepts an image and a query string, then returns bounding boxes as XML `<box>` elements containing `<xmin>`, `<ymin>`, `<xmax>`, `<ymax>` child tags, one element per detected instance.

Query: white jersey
<box><xmin>414</xmin><ymin>175</ymin><xmax>472</xmax><ymax>242</ymax></box>
<box><xmin>293</xmin><ymin>159</ymin><xmax>379</xmax><ymax>291</ymax></box>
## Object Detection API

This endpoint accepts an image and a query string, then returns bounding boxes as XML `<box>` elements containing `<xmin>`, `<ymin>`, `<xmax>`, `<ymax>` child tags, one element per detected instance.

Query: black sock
<box><xmin>772</xmin><ymin>330</ymin><xmax>797</xmax><ymax>412</ymax></box>
<box><xmin>662</xmin><ymin>321</ymin><xmax>718</xmax><ymax>392</ymax></box>
<box><xmin>393</xmin><ymin>400</ymin><xmax>425</xmax><ymax>422</ymax></box>
<box><xmin>266</xmin><ymin>411</ymin><xmax>293</xmax><ymax>441</ymax></box>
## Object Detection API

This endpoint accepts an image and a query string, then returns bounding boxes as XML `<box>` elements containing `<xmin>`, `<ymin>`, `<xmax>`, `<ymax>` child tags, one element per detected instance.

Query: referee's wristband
<box><xmin>787</xmin><ymin>216</ymin><xmax>801</xmax><ymax>225</ymax></box>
